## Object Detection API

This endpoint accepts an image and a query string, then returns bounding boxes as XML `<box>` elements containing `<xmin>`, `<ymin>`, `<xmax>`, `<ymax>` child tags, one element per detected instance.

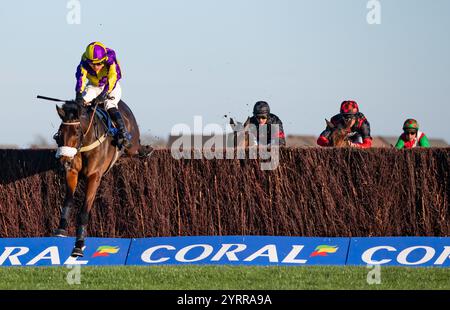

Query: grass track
<box><xmin>0</xmin><ymin>266</ymin><xmax>449</xmax><ymax>290</ymax></box>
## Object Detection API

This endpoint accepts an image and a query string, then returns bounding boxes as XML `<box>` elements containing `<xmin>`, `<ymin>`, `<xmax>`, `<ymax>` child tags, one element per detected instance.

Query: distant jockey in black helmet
<box><xmin>248</xmin><ymin>101</ymin><xmax>286</xmax><ymax>146</ymax></box>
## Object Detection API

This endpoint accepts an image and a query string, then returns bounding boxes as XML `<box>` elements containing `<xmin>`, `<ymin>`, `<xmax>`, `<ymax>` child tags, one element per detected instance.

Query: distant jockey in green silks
<box><xmin>395</xmin><ymin>119</ymin><xmax>431</xmax><ymax>149</ymax></box>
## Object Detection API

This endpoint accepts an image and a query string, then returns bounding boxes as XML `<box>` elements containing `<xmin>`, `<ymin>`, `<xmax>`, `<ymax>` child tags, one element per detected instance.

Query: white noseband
<box><xmin>55</xmin><ymin>146</ymin><xmax>78</xmax><ymax>159</ymax></box>
<box><xmin>55</xmin><ymin>121</ymin><xmax>81</xmax><ymax>159</ymax></box>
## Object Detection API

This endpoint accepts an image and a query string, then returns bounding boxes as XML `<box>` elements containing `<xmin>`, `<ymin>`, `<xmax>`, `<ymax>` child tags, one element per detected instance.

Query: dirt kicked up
<box><xmin>0</xmin><ymin>148</ymin><xmax>448</xmax><ymax>238</ymax></box>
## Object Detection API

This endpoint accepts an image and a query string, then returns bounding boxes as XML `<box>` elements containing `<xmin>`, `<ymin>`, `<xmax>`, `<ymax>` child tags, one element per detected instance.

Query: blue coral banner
<box><xmin>126</xmin><ymin>236</ymin><xmax>350</xmax><ymax>266</ymax></box>
<box><xmin>0</xmin><ymin>238</ymin><xmax>131</xmax><ymax>266</ymax></box>
<box><xmin>346</xmin><ymin>237</ymin><xmax>450</xmax><ymax>267</ymax></box>
<box><xmin>0</xmin><ymin>236</ymin><xmax>449</xmax><ymax>267</ymax></box>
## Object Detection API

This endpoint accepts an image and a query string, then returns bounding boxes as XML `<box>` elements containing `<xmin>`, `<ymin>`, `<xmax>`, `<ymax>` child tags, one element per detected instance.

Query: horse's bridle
<box><xmin>55</xmin><ymin>120</ymin><xmax>83</xmax><ymax>159</ymax></box>
<box><xmin>55</xmin><ymin>102</ymin><xmax>107</xmax><ymax>159</ymax></box>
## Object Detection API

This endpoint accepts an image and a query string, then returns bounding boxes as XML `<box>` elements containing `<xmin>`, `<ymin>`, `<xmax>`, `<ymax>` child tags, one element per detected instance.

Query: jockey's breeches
<box><xmin>82</xmin><ymin>82</ymin><xmax>122</xmax><ymax>110</ymax></box>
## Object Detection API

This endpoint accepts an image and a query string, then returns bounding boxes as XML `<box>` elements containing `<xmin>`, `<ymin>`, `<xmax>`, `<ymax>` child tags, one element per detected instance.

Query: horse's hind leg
<box><xmin>72</xmin><ymin>172</ymin><xmax>102</xmax><ymax>257</ymax></box>
<box><xmin>55</xmin><ymin>169</ymin><xmax>78</xmax><ymax>237</ymax></box>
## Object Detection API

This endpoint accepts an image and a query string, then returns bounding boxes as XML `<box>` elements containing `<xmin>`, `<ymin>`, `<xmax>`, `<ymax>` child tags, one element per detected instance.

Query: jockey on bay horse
<box><xmin>230</xmin><ymin>101</ymin><xmax>287</xmax><ymax>147</ymax></box>
<box><xmin>317</xmin><ymin>100</ymin><xmax>373</xmax><ymax>148</ymax></box>
<box><xmin>47</xmin><ymin>42</ymin><xmax>149</xmax><ymax>257</ymax></box>
<box><xmin>395</xmin><ymin>119</ymin><xmax>431</xmax><ymax>149</ymax></box>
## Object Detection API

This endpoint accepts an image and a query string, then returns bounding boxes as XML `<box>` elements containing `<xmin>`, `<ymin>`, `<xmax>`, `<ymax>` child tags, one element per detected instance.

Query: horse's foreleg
<box><xmin>72</xmin><ymin>172</ymin><xmax>102</xmax><ymax>257</ymax></box>
<box><xmin>55</xmin><ymin>169</ymin><xmax>78</xmax><ymax>236</ymax></box>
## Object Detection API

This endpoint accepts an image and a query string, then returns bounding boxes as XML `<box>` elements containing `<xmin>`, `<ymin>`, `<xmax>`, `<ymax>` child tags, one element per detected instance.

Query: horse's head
<box><xmin>326</xmin><ymin>119</ymin><xmax>353</xmax><ymax>147</ymax></box>
<box><xmin>230</xmin><ymin>118</ymin><xmax>246</xmax><ymax>131</ymax></box>
<box><xmin>54</xmin><ymin>102</ymin><xmax>87</xmax><ymax>169</ymax></box>
<box><xmin>230</xmin><ymin>117</ymin><xmax>252</xmax><ymax>148</ymax></box>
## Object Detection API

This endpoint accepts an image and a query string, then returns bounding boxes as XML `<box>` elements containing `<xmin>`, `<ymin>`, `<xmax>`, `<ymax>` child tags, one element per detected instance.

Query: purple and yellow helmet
<box><xmin>403</xmin><ymin>119</ymin><xmax>419</xmax><ymax>131</ymax></box>
<box><xmin>84</xmin><ymin>42</ymin><xmax>108</xmax><ymax>64</ymax></box>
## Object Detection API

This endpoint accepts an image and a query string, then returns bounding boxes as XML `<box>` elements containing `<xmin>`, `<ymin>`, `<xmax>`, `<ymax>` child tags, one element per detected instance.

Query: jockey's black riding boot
<box><xmin>108</xmin><ymin>107</ymin><xmax>132</xmax><ymax>149</ymax></box>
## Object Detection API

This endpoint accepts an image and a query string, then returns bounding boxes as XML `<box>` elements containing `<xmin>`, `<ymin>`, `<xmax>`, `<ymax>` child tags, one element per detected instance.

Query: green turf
<box><xmin>0</xmin><ymin>265</ymin><xmax>448</xmax><ymax>290</ymax></box>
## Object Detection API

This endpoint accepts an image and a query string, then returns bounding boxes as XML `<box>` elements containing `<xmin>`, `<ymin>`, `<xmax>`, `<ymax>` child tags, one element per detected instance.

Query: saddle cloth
<box><xmin>94</xmin><ymin>108</ymin><xmax>119</xmax><ymax>137</ymax></box>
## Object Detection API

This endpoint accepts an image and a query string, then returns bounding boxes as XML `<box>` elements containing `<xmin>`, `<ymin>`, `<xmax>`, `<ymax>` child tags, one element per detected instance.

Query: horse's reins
<box><xmin>83</xmin><ymin>100</ymin><xmax>99</xmax><ymax>136</ymax></box>
<box><xmin>58</xmin><ymin>100</ymin><xmax>103</xmax><ymax>152</ymax></box>
<box><xmin>78</xmin><ymin>97</ymin><xmax>113</xmax><ymax>153</ymax></box>
<box><xmin>58</xmin><ymin>98</ymin><xmax>111</xmax><ymax>154</ymax></box>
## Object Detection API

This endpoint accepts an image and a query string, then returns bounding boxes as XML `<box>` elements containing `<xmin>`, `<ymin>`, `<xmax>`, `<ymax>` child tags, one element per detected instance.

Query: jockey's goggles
<box><xmin>405</xmin><ymin>130</ymin><xmax>417</xmax><ymax>135</ymax></box>
<box><xmin>342</xmin><ymin>114</ymin><xmax>356</xmax><ymax>120</ymax></box>
<box><xmin>256</xmin><ymin>115</ymin><xmax>268</xmax><ymax>120</ymax></box>
<box><xmin>89</xmin><ymin>61</ymin><xmax>104</xmax><ymax>66</ymax></box>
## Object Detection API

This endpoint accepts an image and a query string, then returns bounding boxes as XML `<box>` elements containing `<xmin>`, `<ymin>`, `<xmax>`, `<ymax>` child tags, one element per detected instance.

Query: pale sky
<box><xmin>1</xmin><ymin>0</ymin><xmax>449</xmax><ymax>147</ymax></box>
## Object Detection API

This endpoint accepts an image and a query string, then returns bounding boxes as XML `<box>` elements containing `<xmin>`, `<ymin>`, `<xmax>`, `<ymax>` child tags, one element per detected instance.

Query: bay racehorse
<box><xmin>325</xmin><ymin>118</ymin><xmax>356</xmax><ymax>147</ymax></box>
<box><xmin>229</xmin><ymin>117</ymin><xmax>255</xmax><ymax>148</ymax></box>
<box><xmin>53</xmin><ymin>97</ymin><xmax>145</xmax><ymax>257</ymax></box>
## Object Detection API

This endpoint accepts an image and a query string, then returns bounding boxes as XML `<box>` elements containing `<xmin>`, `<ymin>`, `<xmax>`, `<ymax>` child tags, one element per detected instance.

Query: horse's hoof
<box><xmin>54</xmin><ymin>229</ymin><xmax>67</xmax><ymax>237</ymax></box>
<box><xmin>71</xmin><ymin>247</ymin><xmax>84</xmax><ymax>257</ymax></box>
<box><xmin>138</xmin><ymin>146</ymin><xmax>154</xmax><ymax>158</ymax></box>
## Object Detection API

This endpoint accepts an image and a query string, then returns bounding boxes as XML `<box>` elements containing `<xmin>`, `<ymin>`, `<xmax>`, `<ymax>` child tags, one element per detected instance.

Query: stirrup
<box><xmin>122</xmin><ymin>138</ymin><xmax>133</xmax><ymax>149</ymax></box>
<box><xmin>122</xmin><ymin>132</ymin><xmax>132</xmax><ymax>147</ymax></box>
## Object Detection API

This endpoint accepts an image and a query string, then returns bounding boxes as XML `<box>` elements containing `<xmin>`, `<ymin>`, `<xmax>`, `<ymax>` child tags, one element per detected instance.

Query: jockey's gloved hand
<box><xmin>75</xmin><ymin>92</ymin><xmax>84</xmax><ymax>106</ymax></box>
<box><xmin>97</xmin><ymin>92</ymin><xmax>109</xmax><ymax>104</ymax></box>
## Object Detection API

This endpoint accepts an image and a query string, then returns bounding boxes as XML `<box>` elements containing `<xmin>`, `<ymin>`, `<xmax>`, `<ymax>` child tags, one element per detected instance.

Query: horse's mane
<box><xmin>62</xmin><ymin>102</ymin><xmax>101</xmax><ymax>119</ymax></box>
<box><xmin>60</xmin><ymin>103</ymin><xmax>108</xmax><ymax>137</ymax></box>
<box><xmin>59</xmin><ymin>102</ymin><xmax>81</xmax><ymax>122</ymax></box>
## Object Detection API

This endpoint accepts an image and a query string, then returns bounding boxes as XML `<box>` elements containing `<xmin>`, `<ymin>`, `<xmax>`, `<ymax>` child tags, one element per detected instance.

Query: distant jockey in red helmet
<box><xmin>317</xmin><ymin>100</ymin><xmax>373</xmax><ymax>148</ymax></box>
<box><xmin>395</xmin><ymin>119</ymin><xmax>430</xmax><ymax>149</ymax></box>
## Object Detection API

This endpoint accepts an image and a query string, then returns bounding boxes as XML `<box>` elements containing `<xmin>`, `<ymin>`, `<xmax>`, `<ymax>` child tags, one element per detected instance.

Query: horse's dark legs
<box><xmin>72</xmin><ymin>172</ymin><xmax>102</xmax><ymax>257</ymax></box>
<box><xmin>73</xmin><ymin>214</ymin><xmax>88</xmax><ymax>254</ymax></box>
<box><xmin>55</xmin><ymin>169</ymin><xmax>78</xmax><ymax>236</ymax></box>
